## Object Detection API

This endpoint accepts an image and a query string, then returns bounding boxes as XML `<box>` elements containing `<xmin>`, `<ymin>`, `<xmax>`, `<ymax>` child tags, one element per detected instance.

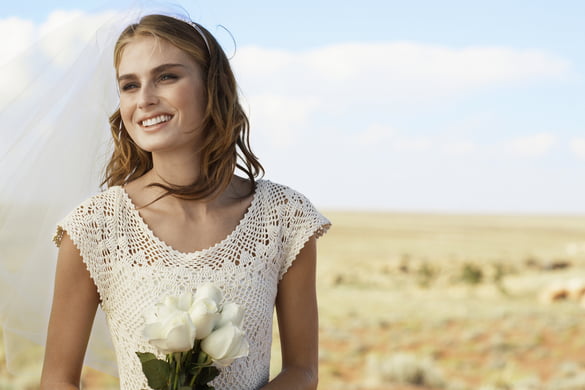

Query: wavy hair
<box><xmin>102</xmin><ymin>14</ymin><xmax>263</xmax><ymax>199</ymax></box>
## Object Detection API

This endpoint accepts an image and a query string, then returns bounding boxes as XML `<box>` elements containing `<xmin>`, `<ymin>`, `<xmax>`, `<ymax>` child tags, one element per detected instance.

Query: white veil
<box><xmin>0</xmin><ymin>2</ymin><xmax>201</xmax><ymax>377</ymax></box>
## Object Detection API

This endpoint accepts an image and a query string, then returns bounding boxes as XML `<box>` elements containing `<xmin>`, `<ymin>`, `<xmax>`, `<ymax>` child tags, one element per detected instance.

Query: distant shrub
<box><xmin>492</xmin><ymin>262</ymin><xmax>510</xmax><ymax>295</ymax></box>
<box><xmin>416</xmin><ymin>261</ymin><xmax>438</xmax><ymax>288</ymax></box>
<box><xmin>365</xmin><ymin>352</ymin><xmax>446</xmax><ymax>388</ymax></box>
<box><xmin>460</xmin><ymin>263</ymin><xmax>483</xmax><ymax>285</ymax></box>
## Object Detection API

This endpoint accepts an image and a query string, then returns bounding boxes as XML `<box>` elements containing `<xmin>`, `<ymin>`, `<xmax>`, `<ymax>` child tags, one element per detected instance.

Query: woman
<box><xmin>39</xmin><ymin>14</ymin><xmax>329</xmax><ymax>390</ymax></box>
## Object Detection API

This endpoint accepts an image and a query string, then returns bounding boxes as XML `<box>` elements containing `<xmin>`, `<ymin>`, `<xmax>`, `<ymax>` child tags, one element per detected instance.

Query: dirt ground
<box><xmin>312</xmin><ymin>211</ymin><xmax>585</xmax><ymax>389</ymax></box>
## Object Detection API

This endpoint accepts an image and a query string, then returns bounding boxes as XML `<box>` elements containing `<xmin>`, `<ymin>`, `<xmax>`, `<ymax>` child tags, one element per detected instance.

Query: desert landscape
<box><xmin>2</xmin><ymin>211</ymin><xmax>585</xmax><ymax>389</ymax></box>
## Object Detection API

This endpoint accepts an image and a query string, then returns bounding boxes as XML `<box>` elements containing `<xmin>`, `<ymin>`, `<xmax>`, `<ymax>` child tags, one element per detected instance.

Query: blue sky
<box><xmin>1</xmin><ymin>1</ymin><xmax>584</xmax><ymax>213</ymax></box>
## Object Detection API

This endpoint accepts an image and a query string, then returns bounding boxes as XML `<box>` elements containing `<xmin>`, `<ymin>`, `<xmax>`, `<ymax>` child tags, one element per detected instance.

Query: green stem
<box><xmin>197</xmin><ymin>350</ymin><xmax>211</xmax><ymax>365</ymax></box>
<box><xmin>174</xmin><ymin>353</ymin><xmax>181</xmax><ymax>390</ymax></box>
<box><xmin>189</xmin><ymin>346</ymin><xmax>212</xmax><ymax>388</ymax></box>
<box><xmin>189</xmin><ymin>366</ymin><xmax>201</xmax><ymax>387</ymax></box>
<box><xmin>166</xmin><ymin>354</ymin><xmax>173</xmax><ymax>390</ymax></box>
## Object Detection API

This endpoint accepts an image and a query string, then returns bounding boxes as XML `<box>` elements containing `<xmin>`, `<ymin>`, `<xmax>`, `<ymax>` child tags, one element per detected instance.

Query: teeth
<box><xmin>141</xmin><ymin>115</ymin><xmax>172</xmax><ymax>127</ymax></box>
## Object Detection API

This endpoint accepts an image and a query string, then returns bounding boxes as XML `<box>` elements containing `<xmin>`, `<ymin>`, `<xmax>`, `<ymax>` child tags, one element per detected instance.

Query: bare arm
<box><xmin>261</xmin><ymin>235</ymin><xmax>319</xmax><ymax>390</ymax></box>
<box><xmin>40</xmin><ymin>232</ymin><xmax>99</xmax><ymax>390</ymax></box>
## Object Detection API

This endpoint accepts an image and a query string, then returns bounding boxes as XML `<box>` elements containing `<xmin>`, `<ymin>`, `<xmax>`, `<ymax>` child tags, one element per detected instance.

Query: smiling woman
<box><xmin>0</xmin><ymin>10</ymin><xmax>330</xmax><ymax>390</ymax></box>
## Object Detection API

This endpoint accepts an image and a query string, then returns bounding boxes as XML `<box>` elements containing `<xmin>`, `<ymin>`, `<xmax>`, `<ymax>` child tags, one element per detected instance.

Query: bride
<box><xmin>26</xmin><ymin>12</ymin><xmax>329</xmax><ymax>390</ymax></box>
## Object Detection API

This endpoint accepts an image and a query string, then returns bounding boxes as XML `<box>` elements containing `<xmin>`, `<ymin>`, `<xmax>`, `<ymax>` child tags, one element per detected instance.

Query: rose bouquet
<box><xmin>136</xmin><ymin>283</ymin><xmax>249</xmax><ymax>390</ymax></box>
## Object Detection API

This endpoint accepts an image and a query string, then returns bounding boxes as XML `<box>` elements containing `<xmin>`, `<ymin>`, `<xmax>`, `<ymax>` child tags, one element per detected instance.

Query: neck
<box><xmin>150</xmin><ymin>150</ymin><xmax>201</xmax><ymax>187</ymax></box>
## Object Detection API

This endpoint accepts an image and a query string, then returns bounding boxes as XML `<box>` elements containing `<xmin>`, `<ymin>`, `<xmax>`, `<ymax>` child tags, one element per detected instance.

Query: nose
<box><xmin>137</xmin><ymin>83</ymin><xmax>159</xmax><ymax>109</ymax></box>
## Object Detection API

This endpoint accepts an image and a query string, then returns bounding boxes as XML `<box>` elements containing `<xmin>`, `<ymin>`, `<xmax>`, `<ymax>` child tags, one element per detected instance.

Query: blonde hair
<box><xmin>102</xmin><ymin>14</ymin><xmax>263</xmax><ymax>199</ymax></box>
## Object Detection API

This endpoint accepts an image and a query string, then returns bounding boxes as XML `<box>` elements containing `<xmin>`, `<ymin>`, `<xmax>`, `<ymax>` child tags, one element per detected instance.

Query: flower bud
<box><xmin>194</xmin><ymin>283</ymin><xmax>223</xmax><ymax>305</ymax></box>
<box><xmin>189</xmin><ymin>298</ymin><xmax>220</xmax><ymax>340</ymax></box>
<box><xmin>201</xmin><ymin>323</ymin><xmax>249</xmax><ymax>367</ymax></box>
<box><xmin>143</xmin><ymin>311</ymin><xmax>196</xmax><ymax>354</ymax></box>
<box><xmin>217</xmin><ymin>302</ymin><xmax>244</xmax><ymax>328</ymax></box>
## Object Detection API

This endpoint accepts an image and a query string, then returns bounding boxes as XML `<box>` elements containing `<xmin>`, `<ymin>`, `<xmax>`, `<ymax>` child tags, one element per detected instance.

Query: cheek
<box><xmin>174</xmin><ymin>86</ymin><xmax>196</xmax><ymax>109</ymax></box>
<box><xmin>119</xmin><ymin>99</ymin><xmax>133</xmax><ymax>126</ymax></box>
<box><xmin>175</xmin><ymin>81</ymin><xmax>206</xmax><ymax>114</ymax></box>
<box><xmin>183</xmin><ymin>89</ymin><xmax>207</xmax><ymax>122</ymax></box>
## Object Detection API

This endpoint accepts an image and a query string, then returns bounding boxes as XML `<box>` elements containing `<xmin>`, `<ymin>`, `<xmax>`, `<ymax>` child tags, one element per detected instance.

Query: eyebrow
<box><xmin>117</xmin><ymin>63</ymin><xmax>186</xmax><ymax>82</ymax></box>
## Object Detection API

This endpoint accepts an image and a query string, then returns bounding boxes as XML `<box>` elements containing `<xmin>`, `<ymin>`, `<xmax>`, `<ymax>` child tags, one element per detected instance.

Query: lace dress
<box><xmin>53</xmin><ymin>180</ymin><xmax>330</xmax><ymax>390</ymax></box>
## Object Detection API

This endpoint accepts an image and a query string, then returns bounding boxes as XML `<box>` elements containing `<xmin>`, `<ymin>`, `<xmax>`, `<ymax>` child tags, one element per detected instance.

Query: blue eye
<box><xmin>121</xmin><ymin>83</ymin><xmax>138</xmax><ymax>91</ymax></box>
<box><xmin>160</xmin><ymin>73</ymin><xmax>178</xmax><ymax>81</ymax></box>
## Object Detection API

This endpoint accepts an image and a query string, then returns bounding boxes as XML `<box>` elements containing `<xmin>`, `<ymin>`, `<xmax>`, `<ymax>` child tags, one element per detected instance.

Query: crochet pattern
<box><xmin>54</xmin><ymin>180</ymin><xmax>330</xmax><ymax>390</ymax></box>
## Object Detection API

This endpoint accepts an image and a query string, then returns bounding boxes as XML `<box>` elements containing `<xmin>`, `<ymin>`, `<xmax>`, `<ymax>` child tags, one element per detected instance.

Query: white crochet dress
<box><xmin>53</xmin><ymin>180</ymin><xmax>330</xmax><ymax>390</ymax></box>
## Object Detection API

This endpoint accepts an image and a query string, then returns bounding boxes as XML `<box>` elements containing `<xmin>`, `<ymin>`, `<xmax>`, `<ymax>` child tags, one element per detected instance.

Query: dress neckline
<box><xmin>115</xmin><ymin>181</ymin><xmax>262</xmax><ymax>257</ymax></box>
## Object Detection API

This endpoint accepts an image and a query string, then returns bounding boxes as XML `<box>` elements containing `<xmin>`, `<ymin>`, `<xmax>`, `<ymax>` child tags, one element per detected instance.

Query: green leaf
<box><xmin>195</xmin><ymin>366</ymin><xmax>220</xmax><ymax>384</ymax></box>
<box><xmin>140</xmin><ymin>358</ymin><xmax>171</xmax><ymax>390</ymax></box>
<box><xmin>136</xmin><ymin>351</ymin><xmax>158</xmax><ymax>363</ymax></box>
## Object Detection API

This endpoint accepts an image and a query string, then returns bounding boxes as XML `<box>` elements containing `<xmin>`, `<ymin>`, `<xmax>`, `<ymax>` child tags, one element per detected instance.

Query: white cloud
<box><xmin>392</xmin><ymin>135</ymin><xmax>433</xmax><ymax>153</ymax></box>
<box><xmin>570</xmin><ymin>137</ymin><xmax>585</xmax><ymax>159</ymax></box>
<box><xmin>232</xmin><ymin>42</ymin><xmax>572</xmax><ymax>149</ymax></box>
<box><xmin>233</xmin><ymin>42</ymin><xmax>571</xmax><ymax>107</ymax></box>
<box><xmin>344</xmin><ymin>124</ymin><xmax>395</xmax><ymax>146</ymax></box>
<box><xmin>246</xmin><ymin>94</ymin><xmax>321</xmax><ymax>146</ymax></box>
<box><xmin>503</xmin><ymin>132</ymin><xmax>556</xmax><ymax>157</ymax></box>
<box><xmin>440</xmin><ymin>140</ymin><xmax>477</xmax><ymax>156</ymax></box>
<box><xmin>339</xmin><ymin>125</ymin><xmax>477</xmax><ymax>156</ymax></box>
<box><xmin>341</xmin><ymin>127</ymin><xmax>476</xmax><ymax>156</ymax></box>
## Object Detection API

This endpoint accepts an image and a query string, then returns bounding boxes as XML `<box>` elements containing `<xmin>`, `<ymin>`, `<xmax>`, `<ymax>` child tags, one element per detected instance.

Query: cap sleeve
<box><xmin>52</xmin><ymin>191</ymin><xmax>116</xmax><ymax>303</ymax></box>
<box><xmin>53</xmin><ymin>196</ymin><xmax>108</xmax><ymax>250</ymax></box>
<box><xmin>277</xmin><ymin>186</ymin><xmax>331</xmax><ymax>281</ymax></box>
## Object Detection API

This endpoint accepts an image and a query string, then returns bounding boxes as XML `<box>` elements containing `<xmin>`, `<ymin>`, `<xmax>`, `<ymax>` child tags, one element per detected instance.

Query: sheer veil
<box><xmin>0</xmin><ymin>2</ymin><xmax>201</xmax><ymax>377</ymax></box>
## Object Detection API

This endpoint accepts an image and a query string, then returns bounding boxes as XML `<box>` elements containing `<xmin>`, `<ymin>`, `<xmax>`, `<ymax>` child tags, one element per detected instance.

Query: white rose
<box><xmin>201</xmin><ymin>323</ymin><xmax>249</xmax><ymax>367</ymax></box>
<box><xmin>189</xmin><ymin>297</ymin><xmax>220</xmax><ymax>340</ymax></box>
<box><xmin>143</xmin><ymin>310</ymin><xmax>196</xmax><ymax>354</ymax></box>
<box><xmin>152</xmin><ymin>294</ymin><xmax>190</xmax><ymax>322</ymax></box>
<box><xmin>176</xmin><ymin>291</ymin><xmax>194</xmax><ymax>311</ymax></box>
<box><xmin>161</xmin><ymin>295</ymin><xmax>179</xmax><ymax>309</ymax></box>
<box><xmin>216</xmin><ymin>302</ymin><xmax>244</xmax><ymax>328</ymax></box>
<box><xmin>194</xmin><ymin>283</ymin><xmax>223</xmax><ymax>305</ymax></box>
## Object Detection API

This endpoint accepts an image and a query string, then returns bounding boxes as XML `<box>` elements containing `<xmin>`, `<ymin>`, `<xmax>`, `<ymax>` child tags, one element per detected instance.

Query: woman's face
<box><xmin>117</xmin><ymin>36</ymin><xmax>206</xmax><ymax>156</ymax></box>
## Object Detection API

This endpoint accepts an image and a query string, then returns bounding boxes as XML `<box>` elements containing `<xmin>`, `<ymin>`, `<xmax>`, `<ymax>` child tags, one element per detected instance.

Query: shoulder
<box><xmin>60</xmin><ymin>186</ymin><xmax>124</xmax><ymax>220</ymax></box>
<box><xmin>256</xmin><ymin>180</ymin><xmax>330</xmax><ymax>234</ymax></box>
<box><xmin>255</xmin><ymin>179</ymin><xmax>312</xmax><ymax>207</ymax></box>
<box><xmin>54</xmin><ymin>186</ymin><xmax>126</xmax><ymax>247</ymax></box>
<box><xmin>90</xmin><ymin>185</ymin><xmax>125</xmax><ymax>203</ymax></box>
